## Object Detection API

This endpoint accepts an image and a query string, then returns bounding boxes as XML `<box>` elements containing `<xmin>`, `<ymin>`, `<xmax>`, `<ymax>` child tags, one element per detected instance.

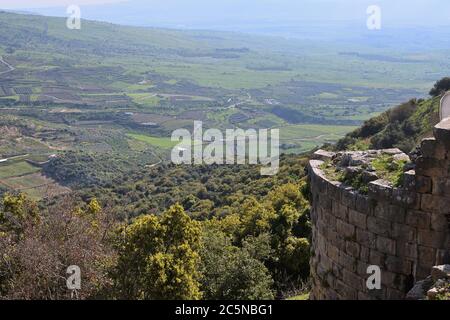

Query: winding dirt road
<box><xmin>0</xmin><ymin>56</ymin><xmax>15</xmax><ymax>75</ymax></box>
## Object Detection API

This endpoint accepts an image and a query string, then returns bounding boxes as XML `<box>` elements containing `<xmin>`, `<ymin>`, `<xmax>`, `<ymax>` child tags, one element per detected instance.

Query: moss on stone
<box><xmin>371</xmin><ymin>154</ymin><xmax>407</xmax><ymax>187</ymax></box>
<box><xmin>320</xmin><ymin>152</ymin><xmax>409</xmax><ymax>194</ymax></box>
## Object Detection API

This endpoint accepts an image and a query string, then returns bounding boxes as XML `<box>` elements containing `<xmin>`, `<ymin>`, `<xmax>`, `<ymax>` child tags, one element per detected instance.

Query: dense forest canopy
<box><xmin>0</xmin><ymin>154</ymin><xmax>312</xmax><ymax>299</ymax></box>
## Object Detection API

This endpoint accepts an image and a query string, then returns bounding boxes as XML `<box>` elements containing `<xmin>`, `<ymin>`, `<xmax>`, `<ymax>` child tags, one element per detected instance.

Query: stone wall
<box><xmin>308</xmin><ymin>118</ymin><xmax>450</xmax><ymax>300</ymax></box>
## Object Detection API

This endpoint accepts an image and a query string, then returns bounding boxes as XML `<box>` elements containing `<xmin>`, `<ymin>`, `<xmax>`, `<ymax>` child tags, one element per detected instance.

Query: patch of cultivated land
<box><xmin>0</xmin><ymin>172</ymin><xmax>70</xmax><ymax>200</ymax></box>
<box><xmin>279</xmin><ymin>124</ymin><xmax>359</xmax><ymax>153</ymax></box>
<box><xmin>127</xmin><ymin>133</ymin><xmax>178</xmax><ymax>149</ymax></box>
<box><xmin>0</xmin><ymin>10</ymin><xmax>448</xmax><ymax>200</ymax></box>
<box><xmin>0</xmin><ymin>161</ymin><xmax>40</xmax><ymax>179</ymax></box>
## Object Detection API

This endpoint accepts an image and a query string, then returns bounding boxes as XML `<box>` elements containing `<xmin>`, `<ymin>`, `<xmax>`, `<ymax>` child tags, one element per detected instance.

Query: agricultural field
<box><xmin>127</xmin><ymin>133</ymin><xmax>178</xmax><ymax>149</ymax></box>
<box><xmin>0</xmin><ymin>11</ymin><xmax>449</xmax><ymax>198</ymax></box>
<box><xmin>0</xmin><ymin>161</ymin><xmax>40</xmax><ymax>179</ymax></box>
<box><xmin>0</xmin><ymin>157</ymin><xmax>70</xmax><ymax>199</ymax></box>
<box><xmin>279</xmin><ymin>124</ymin><xmax>359</xmax><ymax>153</ymax></box>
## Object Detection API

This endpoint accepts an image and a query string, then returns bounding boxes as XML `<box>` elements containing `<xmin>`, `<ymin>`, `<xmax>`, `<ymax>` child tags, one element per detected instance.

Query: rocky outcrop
<box><xmin>308</xmin><ymin>119</ymin><xmax>450</xmax><ymax>300</ymax></box>
<box><xmin>406</xmin><ymin>265</ymin><xmax>450</xmax><ymax>300</ymax></box>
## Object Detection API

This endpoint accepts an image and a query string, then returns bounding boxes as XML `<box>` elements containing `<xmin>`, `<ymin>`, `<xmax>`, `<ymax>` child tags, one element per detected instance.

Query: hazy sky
<box><xmin>1</xmin><ymin>0</ymin><xmax>450</xmax><ymax>29</ymax></box>
<box><xmin>0</xmin><ymin>0</ymin><xmax>125</xmax><ymax>8</ymax></box>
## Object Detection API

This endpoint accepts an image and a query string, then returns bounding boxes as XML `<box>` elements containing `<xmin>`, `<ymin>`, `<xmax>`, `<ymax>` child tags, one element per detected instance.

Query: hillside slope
<box><xmin>336</xmin><ymin>95</ymin><xmax>441</xmax><ymax>153</ymax></box>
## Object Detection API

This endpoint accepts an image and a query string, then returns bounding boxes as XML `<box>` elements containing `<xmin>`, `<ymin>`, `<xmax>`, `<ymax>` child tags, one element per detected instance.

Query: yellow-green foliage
<box><xmin>371</xmin><ymin>154</ymin><xmax>407</xmax><ymax>187</ymax></box>
<box><xmin>286</xmin><ymin>293</ymin><xmax>310</xmax><ymax>300</ymax></box>
<box><xmin>113</xmin><ymin>204</ymin><xmax>203</xmax><ymax>300</ymax></box>
<box><xmin>215</xmin><ymin>182</ymin><xmax>311</xmax><ymax>279</ymax></box>
<box><xmin>0</xmin><ymin>193</ymin><xmax>39</xmax><ymax>235</ymax></box>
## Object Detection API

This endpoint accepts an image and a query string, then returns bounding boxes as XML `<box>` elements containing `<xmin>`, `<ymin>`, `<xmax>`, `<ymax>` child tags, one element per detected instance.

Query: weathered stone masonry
<box><xmin>308</xmin><ymin>119</ymin><xmax>450</xmax><ymax>300</ymax></box>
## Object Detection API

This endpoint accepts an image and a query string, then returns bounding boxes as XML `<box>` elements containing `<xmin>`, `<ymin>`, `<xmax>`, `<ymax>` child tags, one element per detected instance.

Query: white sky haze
<box><xmin>1</xmin><ymin>0</ymin><xmax>449</xmax><ymax>29</ymax></box>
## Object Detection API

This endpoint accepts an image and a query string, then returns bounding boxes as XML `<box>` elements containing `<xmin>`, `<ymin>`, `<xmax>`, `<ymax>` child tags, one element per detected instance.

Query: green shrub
<box><xmin>430</xmin><ymin>77</ymin><xmax>450</xmax><ymax>96</ymax></box>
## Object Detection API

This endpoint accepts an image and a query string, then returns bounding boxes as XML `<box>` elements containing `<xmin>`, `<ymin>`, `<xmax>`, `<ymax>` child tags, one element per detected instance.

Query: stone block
<box><xmin>430</xmin><ymin>212</ymin><xmax>448</xmax><ymax>232</ymax></box>
<box><xmin>402</xmin><ymin>259</ymin><xmax>414</xmax><ymax>275</ymax></box>
<box><xmin>337</xmin><ymin>219</ymin><xmax>355</xmax><ymax>240</ymax></box>
<box><xmin>315</xmin><ymin>176</ymin><xmax>328</xmax><ymax>193</ymax></box>
<box><xmin>327</xmin><ymin>229</ymin><xmax>338</xmax><ymax>243</ymax></box>
<box><xmin>385</xmin><ymin>255</ymin><xmax>405</xmax><ymax>274</ymax></box>
<box><xmin>332</xmin><ymin>262</ymin><xmax>343</xmax><ymax>279</ymax></box>
<box><xmin>392</xmin><ymin>188</ymin><xmax>420</xmax><ymax>209</ymax></box>
<box><xmin>360</xmin><ymin>245</ymin><xmax>370</xmax><ymax>262</ymax></box>
<box><xmin>367</xmin><ymin>216</ymin><xmax>391</xmax><ymax>237</ymax></box>
<box><xmin>323</xmin><ymin>210</ymin><xmax>337</xmax><ymax>230</ymax></box>
<box><xmin>349</xmin><ymin>209</ymin><xmax>367</xmax><ymax>229</ymax></box>
<box><xmin>355</xmin><ymin>193</ymin><xmax>371</xmax><ymax>215</ymax></box>
<box><xmin>402</xmin><ymin>170</ymin><xmax>416</xmax><ymax>191</ymax></box>
<box><xmin>418</xmin><ymin>245</ymin><xmax>436</xmax><ymax>267</ymax></box>
<box><xmin>316</xmin><ymin>263</ymin><xmax>328</xmax><ymax>279</ymax></box>
<box><xmin>356</xmin><ymin>228</ymin><xmax>377</xmax><ymax>249</ymax></box>
<box><xmin>317</xmin><ymin>234</ymin><xmax>327</xmax><ymax>253</ymax></box>
<box><xmin>339</xmin><ymin>252</ymin><xmax>356</xmax><ymax>272</ymax></box>
<box><xmin>380</xmin><ymin>270</ymin><xmax>397</xmax><ymax>287</ymax></box>
<box><xmin>327</xmin><ymin>244</ymin><xmax>340</xmax><ymax>263</ymax></box>
<box><xmin>381</xmin><ymin>271</ymin><xmax>407</xmax><ymax>297</ymax></box>
<box><xmin>313</xmin><ymin>149</ymin><xmax>336</xmax><ymax>161</ymax></box>
<box><xmin>415</xmin><ymin>157</ymin><xmax>447</xmax><ymax>177</ymax></box>
<box><xmin>310</xmin><ymin>208</ymin><xmax>318</xmax><ymax>224</ymax></box>
<box><xmin>369</xmin><ymin>249</ymin><xmax>386</xmax><ymax>267</ymax></box>
<box><xmin>381</xmin><ymin>148</ymin><xmax>403</xmax><ymax>155</ymax></box>
<box><xmin>421</xmin><ymin>137</ymin><xmax>447</xmax><ymax>160</ymax></box>
<box><xmin>332</xmin><ymin>202</ymin><xmax>348</xmax><ymax>221</ymax></box>
<box><xmin>420</xmin><ymin>194</ymin><xmax>450</xmax><ymax>214</ymax></box>
<box><xmin>343</xmin><ymin>269</ymin><xmax>364</xmax><ymax>291</ymax></box>
<box><xmin>335</xmin><ymin>237</ymin><xmax>347</xmax><ymax>252</ymax></box>
<box><xmin>318</xmin><ymin>194</ymin><xmax>333</xmax><ymax>211</ymax></box>
<box><xmin>405</xmin><ymin>210</ymin><xmax>431</xmax><ymax>229</ymax></box>
<box><xmin>341</xmin><ymin>187</ymin><xmax>357</xmax><ymax>210</ymax></box>
<box><xmin>392</xmin><ymin>223</ymin><xmax>417</xmax><ymax>242</ymax></box>
<box><xmin>317</xmin><ymin>220</ymin><xmax>328</xmax><ymax>238</ymax></box>
<box><xmin>417</xmin><ymin>229</ymin><xmax>447</xmax><ymax>248</ymax></box>
<box><xmin>436</xmin><ymin>249</ymin><xmax>449</xmax><ymax>265</ymax></box>
<box><xmin>397</xmin><ymin>242</ymin><xmax>418</xmax><ymax>260</ymax></box>
<box><xmin>415</xmin><ymin>175</ymin><xmax>432</xmax><ymax>194</ymax></box>
<box><xmin>416</xmin><ymin>264</ymin><xmax>433</xmax><ymax>280</ymax></box>
<box><xmin>368</xmin><ymin>180</ymin><xmax>393</xmax><ymax>200</ymax></box>
<box><xmin>376</xmin><ymin>236</ymin><xmax>396</xmax><ymax>255</ymax></box>
<box><xmin>374</xmin><ymin>204</ymin><xmax>405</xmax><ymax>223</ymax></box>
<box><xmin>325</xmin><ymin>288</ymin><xmax>338</xmax><ymax>300</ymax></box>
<box><xmin>327</xmin><ymin>180</ymin><xmax>342</xmax><ymax>201</ymax></box>
<box><xmin>321</xmin><ymin>254</ymin><xmax>333</xmax><ymax>271</ymax></box>
<box><xmin>433</xmin><ymin>117</ymin><xmax>450</xmax><ymax>149</ymax></box>
<box><xmin>356</xmin><ymin>261</ymin><xmax>369</xmax><ymax>277</ymax></box>
<box><xmin>346</xmin><ymin>240</ymin><xmax>360</xmax><ymax>258</ymax></box>
<box><xmin>336</xmin><ymin>280</ymin><xmax>357</xmax><ymax>300</ymax></box>
<box><xmin>432</xmin><ymin>178</ymin><xmax>450</xmax><ymax>196</ymax></box>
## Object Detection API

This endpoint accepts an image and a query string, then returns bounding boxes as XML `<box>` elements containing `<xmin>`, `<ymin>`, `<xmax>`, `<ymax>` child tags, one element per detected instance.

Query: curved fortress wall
<box><xmin>308</xmin><ymin>119</ymin><xmax>450</xmax><ymax>300</ymax></box>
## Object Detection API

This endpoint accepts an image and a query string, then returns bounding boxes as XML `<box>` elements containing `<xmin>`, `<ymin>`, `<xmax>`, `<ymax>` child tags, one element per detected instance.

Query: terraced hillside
<box><xmin>0</xmin><ymin>11</ymin><xmax>447</xmax><ymax>199</ymax></box>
